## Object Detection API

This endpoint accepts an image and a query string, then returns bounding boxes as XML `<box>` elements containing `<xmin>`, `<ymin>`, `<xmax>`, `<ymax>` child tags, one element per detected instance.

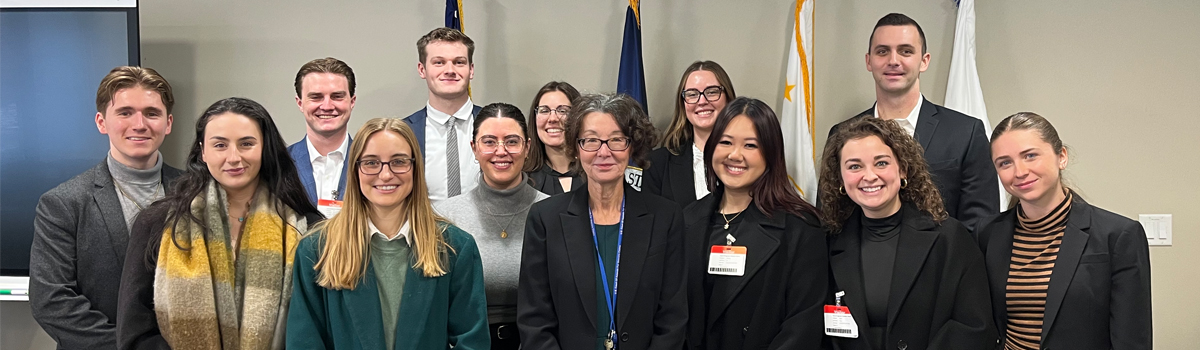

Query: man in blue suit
<box><xmin>288</xmin><ymin>57</ymin><xmax>355</xmax><ymax>215</ymax></box>
<box><xmin>403</xmin><ymin>27</ymin><xmax>482</xmax><ymax>202</ymax></box>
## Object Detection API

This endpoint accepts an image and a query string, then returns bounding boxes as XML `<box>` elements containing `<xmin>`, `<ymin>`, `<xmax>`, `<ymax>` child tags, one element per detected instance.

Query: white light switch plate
<box><xmin>1139</xmin><ymin>214</ymin><xmax>1172</xmax><ymax>246</ymax></box>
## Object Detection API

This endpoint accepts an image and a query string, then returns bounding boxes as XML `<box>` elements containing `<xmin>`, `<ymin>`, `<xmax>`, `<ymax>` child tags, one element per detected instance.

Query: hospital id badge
<box><xmin>824</xmin><ymin>305</ymin><xmax>859</xmax><ymax>338</ymax></box>
<box><xmin>317</xmin><ymin>199</ymin><xmax>343</xmax><ymax>218</ymax></box>
<box><xmin>707</xmin><ymin>245</ymin><xmax>747</xmax><ymax>276</ymax></box>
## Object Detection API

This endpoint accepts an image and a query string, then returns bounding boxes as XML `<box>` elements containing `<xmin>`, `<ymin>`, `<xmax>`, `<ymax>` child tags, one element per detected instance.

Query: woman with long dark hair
<box><xmin>116</xmin><ymin>97</ymin><xmax>322</xmax><ymax>350</ymax></box>
<box><xmin>524</xmin><ymin>81</ymin><xmax>585</xmax><ymax>195</ymax></box>
<box><xmin>682</xmin><ymin>97</ymin><xmax>827</xmax><ymax>349</ymax></box>
<box><xmin>819</xmin><ymin>116</ymin><xmax>996</xmax><ymax>350</ymax></box>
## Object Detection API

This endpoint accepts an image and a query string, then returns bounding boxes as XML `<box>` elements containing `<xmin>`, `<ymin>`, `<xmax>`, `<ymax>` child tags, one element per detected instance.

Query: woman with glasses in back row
<box><xmin>287</xmin><ymin>118</ymin><xmax>488</xmax><ymax>350</ymax></box>
<box><xmin>436</xmin><ymin>103</ymin><xmax>550</xmax><ymax>349</ymax></box>
<box><xmin>644</xmin><ymin>61</ymin><xmax>737</xmax><ymax>209</ymax></box>
<box><xmin>525</xmin><ymin>81</ymin><xmax>586</xmax><ymax>195</ymax></box>
<box><xmin>518</xmin><ymin>93</ymin><xmax>687</xmax><ymax>350</ymax></box>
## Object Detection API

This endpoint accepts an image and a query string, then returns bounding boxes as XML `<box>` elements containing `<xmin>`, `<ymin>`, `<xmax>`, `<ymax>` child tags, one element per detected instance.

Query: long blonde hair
<box><xmin>312</xmin><ymin>118</ymin><xmax>452</xmax><ymax>290</ymax></box>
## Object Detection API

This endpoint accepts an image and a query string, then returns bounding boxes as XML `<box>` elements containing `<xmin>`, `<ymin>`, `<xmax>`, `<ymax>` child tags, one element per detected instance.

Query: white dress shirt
<box><xmin>873</xmin><ymin>94</ymin><xmax>923</xmax><ymax>137</ymax></box>
<box><xmin>692</xmin><ymin>143</ymin><xmax>710</xmax><ymax>200</ymax></box>
<box><xmin>369</xmin><ymin>218</ymin><xmax>412</xmax><ymax>245</ymax></box>
<box><xmin>423</xmin><ymin>99</ymin><xmax>480</xmax><ymax>202</ymax></box>
<box><xmin>307</xmin><ymin>134</ymin><xmax>351</xmax><ymax>200</ymax></box>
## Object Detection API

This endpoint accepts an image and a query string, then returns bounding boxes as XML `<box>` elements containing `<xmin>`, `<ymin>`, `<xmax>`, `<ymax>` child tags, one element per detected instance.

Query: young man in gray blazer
<box><xmin>831</xmin><ymin>13</ymin><xmax>999</xmax><ymax>231</ymax></box>
<box><xmin>28</xmin><ymin>66</ymin><xmax>184</xmax><ymax>349</ymax></box>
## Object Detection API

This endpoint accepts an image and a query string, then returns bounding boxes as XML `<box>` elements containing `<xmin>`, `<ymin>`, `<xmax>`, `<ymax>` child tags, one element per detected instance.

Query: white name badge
<box><xmin>707</xmin><ymin>245</ymin><xmax>747</xmax><ymax>276</ymax></box>
<box><xmin>824</xmin><ymin>305</ymin><xmax>859</xmax><ymax>338</ymax></box>
<box><xmin>317</xmin><ymin>199</ymin><xmax>343</xmax><ymax>218</ymax></box>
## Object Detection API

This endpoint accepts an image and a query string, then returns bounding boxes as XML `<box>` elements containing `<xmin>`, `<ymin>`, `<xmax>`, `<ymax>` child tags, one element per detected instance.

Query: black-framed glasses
<box><xmin>477</xmin><ymin>136</ymin><xmax>526</xmax><ymax>154</ymax></box>
<box><xmin>358</xmin><ymin>158</ymin><xmax>413</xmax><ymax>175</ymax></box>
<box><xmin>681</xmin><ymin>86</ymin><xmax>725</xmax><ymax>104</ymax></box>
<box><xmin>577</xmin><ymin>137</ymin><xmax>631</xmax><ymax>152</ymax></box>
<box><xmin>536</xmin><ymin>105</ymin><xmax>571</xmax><ymax>117</ymax></box>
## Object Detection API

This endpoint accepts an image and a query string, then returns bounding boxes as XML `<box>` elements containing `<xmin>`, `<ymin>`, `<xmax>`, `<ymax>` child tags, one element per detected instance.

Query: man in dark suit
<box><xmin>402</xmin><ymin>27</ymin><xmax>482</xmax><ymax>202</ymax></box>
<box><xmin>29</xmin><ymin>66</ymin><xmax>184</xmax><ymax>349</ymax></box>
<box><xmin>831</xmin><ymin>13</ymin><xmax>999</xmax><ymax>231</ymax></box>
<box><xmin>287</xmin><ymin>57</ymin><xmax>355</xmax><ymax>215</ymax></box>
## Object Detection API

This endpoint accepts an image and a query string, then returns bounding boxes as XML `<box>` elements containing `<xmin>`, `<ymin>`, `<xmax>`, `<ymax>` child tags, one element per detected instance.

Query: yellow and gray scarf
<box><xmin>154</xmin><ymin>180</ymin><xmax>307</xmax><ymax>350</ymax></box>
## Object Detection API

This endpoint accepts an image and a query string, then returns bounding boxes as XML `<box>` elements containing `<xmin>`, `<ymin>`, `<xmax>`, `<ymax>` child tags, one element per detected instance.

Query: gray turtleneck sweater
<box><xmin>434</xmin><ymin>174</ymin><xmax>548</xmax><ymax>324</ymax></box>
<box><xmin>108</xmin><ymin>152</ymin><xmax>166</xmax><ymax>231</ymax></box>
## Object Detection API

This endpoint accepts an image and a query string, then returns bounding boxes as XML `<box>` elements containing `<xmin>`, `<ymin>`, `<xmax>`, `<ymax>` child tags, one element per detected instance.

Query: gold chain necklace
<box><xmin>720</xmin><ymin>210</ymin><xmax>744</xmax><ymax>230</ymax></box>
<box><xmin>478</xmin><ymin>197</ymin><xmax>533</xmax><ymax>239</ymax></box>
<box><xmin>111</xmin><ymin>176</ymin><xmax>162</xmax><ymax>210</ymax></box>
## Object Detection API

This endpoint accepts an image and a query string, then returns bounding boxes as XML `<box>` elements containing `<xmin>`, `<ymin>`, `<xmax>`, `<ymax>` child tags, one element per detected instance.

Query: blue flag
<box><xmin>617</xmin><ymin>1</ymin><xmax>647</xmax><ymax>115</ymax></box>
<box><xmin>445</xmin><ymin>0</ymin><xmax>462</xmax><ymax>31</ymax></box>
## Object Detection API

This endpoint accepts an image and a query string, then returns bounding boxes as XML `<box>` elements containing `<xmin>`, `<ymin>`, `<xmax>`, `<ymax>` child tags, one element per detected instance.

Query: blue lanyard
<box><xmin>589</xmin><ymin>198</ymin><xmax>625</xmax><ymax>345</ymax></box>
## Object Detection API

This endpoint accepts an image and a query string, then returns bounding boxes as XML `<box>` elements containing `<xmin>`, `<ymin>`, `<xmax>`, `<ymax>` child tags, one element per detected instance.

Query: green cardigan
<box><xmin>287</xmin><ymin>223</ymin><xmax>490</xmax><ymax>349</ymax></box>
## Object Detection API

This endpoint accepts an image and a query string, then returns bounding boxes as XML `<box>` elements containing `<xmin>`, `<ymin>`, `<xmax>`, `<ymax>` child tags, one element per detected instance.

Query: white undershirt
<box><xmin>692</xmin><ymin>143</ymin><xmax>710</xmax><ymax>199</ymax></box>
<box><xmin>873</xmin><ymin>94</ymin><xmax>923</xmax><ymax>137</ymax></box>
<box><xmin>369</xmin><ymin>218</ymin><xmax>412</xmax><ymax>245</ymax></box>
<box><xmin>423</xmin><ymin>99</ymin><xmax>480</xmax><ymax>202</ymax></box>
<box><xmin>306</xmin><ymin>134</ymin><xmax>350</xmax><ymax>200</ymax></box>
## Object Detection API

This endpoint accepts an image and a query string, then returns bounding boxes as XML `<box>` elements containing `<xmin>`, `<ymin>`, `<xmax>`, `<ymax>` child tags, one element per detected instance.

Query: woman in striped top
<box><xmin>977</xmin><ymin>112</ymin><xmax>1152</xmax><ymax>350</ymax></box>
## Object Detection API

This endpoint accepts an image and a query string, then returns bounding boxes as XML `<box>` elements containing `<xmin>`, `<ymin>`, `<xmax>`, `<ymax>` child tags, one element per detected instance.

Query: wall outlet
<box><xmin>1139</xmin><ymin>214</ymin><xmax>1172</xmax><ymax>246</ymax></box>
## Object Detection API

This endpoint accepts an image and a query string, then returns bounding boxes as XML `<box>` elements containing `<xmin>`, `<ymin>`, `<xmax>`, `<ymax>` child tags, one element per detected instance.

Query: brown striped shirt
<box><xmin>1004</xmin><ymin>192</ymin><xmax>1072</xmax><ymax>350</ymax></box>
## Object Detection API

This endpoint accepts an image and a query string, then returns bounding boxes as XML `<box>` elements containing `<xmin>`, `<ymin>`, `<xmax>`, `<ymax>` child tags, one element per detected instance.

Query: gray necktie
<box><xmin>446</xmin><ymin>118</ymin><xmax>461</xmax><ymax>197</ymax></box>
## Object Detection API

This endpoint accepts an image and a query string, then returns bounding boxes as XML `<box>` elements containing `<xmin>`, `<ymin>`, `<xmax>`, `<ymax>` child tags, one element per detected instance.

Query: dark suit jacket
<box><xmin>976</xmin><ymin>195</ymin><xmax>1152</xmax><ymax>350</ymax></box>
<box><xmin>28</xmin><ymin>159</ymin><xmax>182</xmax><ymax>350</ymax></box>
<box><xmin>287</xmin><ymin>225</ymin><xmax>490</xmax><ymax>350</ymax></box>
<box><xmin>517</xmin><ymin>185</ymin><xmax>688</xmax><ymax>350</ymax></box>
<box><xmin>828</xmin><ymin>203</ymin><xmax>997</xmax><ymax>350</ymax></box>
<box><xmin>643</xmin><ymin>146</ymin><xmax>701</xmax><ymax>208</ymax></box>
<box><xmin>526</xmin><ymin>165</ymin><xmax>586</xmax><ymax>196</ymax></box>
<box><xmin>401</xmin><ymin>104</ymin><xmax>483</xmax><ymax>156</ymax></box>
<box><xmin>681</xmin><ymin>191</ymin><xmax>828</xmax><ymax>350</ymax></box>
<box><xmin>832</xmin><ymin>99</ymin><xmax>999</xmax><ymax>231</ymax></box>
<box><xmin>287</xmin><ymin>135</ymin><xmax>351</xmax><ymax>207</ymax></box>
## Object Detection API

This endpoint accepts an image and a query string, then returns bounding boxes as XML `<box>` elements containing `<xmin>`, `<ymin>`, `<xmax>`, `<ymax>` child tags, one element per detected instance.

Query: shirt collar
<box><xmin>425</xmin><ymin>98</ymin><xmax>475</xmax><ymax>126</ymax></box>
<box><xmin>369</xmin><ymin>218</ymin><xmax>412</xmax><ymax>245</ymax></box>
<box><xmin>306</xmin><ymin>133</ymin><xmax>351</xmax><ymax>163</ymax></box>
<box><xmin>873</xmin><ymin>93</ymin><xmax>923</xmax><ymax>127</ymax></box>
<box><xmin>691</xmin><ymin>143</ymin><xmax>703</xmax><ymax>161</ymax></box>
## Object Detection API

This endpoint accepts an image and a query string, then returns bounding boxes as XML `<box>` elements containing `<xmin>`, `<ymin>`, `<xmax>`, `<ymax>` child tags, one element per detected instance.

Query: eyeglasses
<box><xmin>577</xmin><ymin>137</ymin><xmax>631</xmax><ymax>152</ymax></box>
<box><xmin>477</xmin><ymin>136</ymin><xmax>526</xmax><ymax>154</ymax></box>
<box><xmin>358</xmin><ymin>158</ymin><xmax>413</xmax><ymax>175</ymax></box>
<box><xmin>536</xmin><ymin>105</ymin><xmax>571</xmax><ymax>117</ymax></box>
<box><xmin>681</xmin><ymin>86</ymin><xmax>725</xmax><ymax>104</ymax></box>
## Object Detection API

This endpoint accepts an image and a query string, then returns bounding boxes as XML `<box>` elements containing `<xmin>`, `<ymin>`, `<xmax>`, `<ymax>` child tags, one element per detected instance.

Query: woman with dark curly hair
<box><xmin>518</xmin><ymin>93</ymin><xmax>687</xmax><ymax>350</ymax></box>
<box><xmin>819</xmin><ymin>116</ymin><xmax>996</xmax><ymax>350</ymax></box>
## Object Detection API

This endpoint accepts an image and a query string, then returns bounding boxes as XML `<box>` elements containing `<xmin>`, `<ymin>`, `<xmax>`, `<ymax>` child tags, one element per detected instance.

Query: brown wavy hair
<box><xmin>659</xmin><ymin>61</ymin><xmax>737</xmax><ymax>155</ymax></box>
<box><xmin>524</xmin><ymin>81</ymin><xmax>581</xmax><ymax>172</ymax></box>
<box><xmin>564</xmin><ymin>93</ymin><xmax>658</xmax><ymax>169</ymax></box>
<box><xmin>817</xmin><ymin>116</ymin><xmax>946</xmax><ymax>233</ymax></box>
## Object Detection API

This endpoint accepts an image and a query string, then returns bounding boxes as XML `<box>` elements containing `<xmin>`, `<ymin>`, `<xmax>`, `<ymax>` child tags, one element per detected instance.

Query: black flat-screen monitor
<box><xmin>0</xmin><ymin>1</ymin><xmax>140</xmax><ymax>276</ymax></box>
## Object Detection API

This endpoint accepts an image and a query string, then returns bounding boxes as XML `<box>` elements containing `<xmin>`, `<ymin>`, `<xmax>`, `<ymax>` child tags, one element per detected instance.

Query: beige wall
<box><xmin>10</xmin><ymin>1</ymin><xmax>1194</xmax><ymax>349</ymax></box>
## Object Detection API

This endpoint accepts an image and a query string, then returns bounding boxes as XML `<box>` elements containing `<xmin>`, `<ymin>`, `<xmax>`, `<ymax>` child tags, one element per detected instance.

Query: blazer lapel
<box><xmin>561</xmin><ymin>188</ymin><xmax>599</xmax><ymax>331</ymax></box>
<box><xmin>914</xmin><ymin>98</ymin><xmax>939</xmax><ymax>152</ymax></box>
<box><xmin>668</xmin><ymin>146</ymin><xmax>696</xmax><ymax>203</ymax></box>
<box><xmin>616</xmin><ymin>189</ymin><xmax>653</xmax><ymax>330</ymax></box>
<box><xmin>706</xmin><ymin>207</ymin><xmax>782</xmax><ymax>331</ymax></box>
<box><xmin>984</xmin><ymin>211</ymin><xmax>1017</xmax><ymax>333</ymax></box>
<box><xmin>336</xmin><ymin>135</ymin><xmax>352</xmax><ymax>200</ymax></box>
<box><xmin>92</xmin><ymin>162</ymin><xmax>130</xmax><ymax>263</ymax></box>
<box><xmin>1042</xmin><ymin>200</ymin><xmax>1092</xmax><ymax>340</ymax></box>
<box><xmin>828</xmin><ymin>214</ymin><xmax>870</xmax><ymax>333</ymax></box>
<box><xmin>886</xmin><ymin>205</ymin><xmax>939</xmax><ymax>330</ymax></box>
<box><xmin>345</xmin><ymin>263</ymin><xmax>386</xmax><ymax>350</ymax></box>
<box><xmin>291</xmin><ymin>137</ymin><xmax>318</xmax><ymax>205</ymax></box>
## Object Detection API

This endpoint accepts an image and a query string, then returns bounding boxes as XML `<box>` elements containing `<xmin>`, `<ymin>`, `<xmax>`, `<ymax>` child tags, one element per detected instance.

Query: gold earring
<box><xmin>838</xmin><ymin>186</ymin><xmax>846</xmax><ymax>195</ymax></box>
<box><xmin>900</xmin><ymin>178</ymin><xmax>909</xmax><ymax>189</ymax></box>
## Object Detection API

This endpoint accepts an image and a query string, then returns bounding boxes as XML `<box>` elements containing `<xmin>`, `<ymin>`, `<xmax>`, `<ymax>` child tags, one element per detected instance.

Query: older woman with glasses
<box><xmin>525</xmin><ymin>81</ymin><xmax>585</xmax><ymax>195</ymax></box>
<box><xmin>518</xmin><ymin>93</ymin><xmax>687</xmax><ymax>350</ymax></box>
<box><xmin>436</xmin><ymin>103</ymin><xmax>549</xmax><ymax>350</ymax></box>
<box><xmin>287</xmin><ymin>118</ymin><xmax>488</xmax><ymax>350</ymax></box>
<box><xmin>644</xmin><ymin>61</ymin><xmax>737</xmax><ymax>208</ymax></box>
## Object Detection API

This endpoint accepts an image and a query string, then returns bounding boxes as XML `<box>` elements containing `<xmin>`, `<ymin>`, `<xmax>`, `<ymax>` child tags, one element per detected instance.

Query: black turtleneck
<box><xmin>860</xmin><ymin>209</ymin><xmax>902</xmax><ymax>349</ymax></box>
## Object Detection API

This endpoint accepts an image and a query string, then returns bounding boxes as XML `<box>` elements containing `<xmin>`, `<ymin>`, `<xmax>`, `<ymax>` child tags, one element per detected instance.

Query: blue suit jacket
<box><xmin>401</xmin><ymin>104</ymin><xmax>483</xmax><ymax>156</ymax></box>
<box><xmin>288</xmin><ymin>136</ymin><xmax>351</xmax><ymax>206</ymax></box>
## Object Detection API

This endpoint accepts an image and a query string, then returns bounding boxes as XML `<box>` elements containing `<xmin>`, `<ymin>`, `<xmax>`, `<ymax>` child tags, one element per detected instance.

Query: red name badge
<box><xmin>317</xmin><ymin>199</ymin><xmax>343</xmax><ymax>218</ymax></box>
<box><xmin>824</xmin><ymin>305</ymin><xmax>859</xmax><ymax>338</ymax></box>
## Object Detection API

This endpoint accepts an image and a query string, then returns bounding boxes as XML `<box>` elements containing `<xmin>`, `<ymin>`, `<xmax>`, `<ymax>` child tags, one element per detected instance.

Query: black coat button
<box><xmin>897</xmin><ymin>340</ymin><xmax>907</xmax><ymax>350</ymax></box>
<box><xmin>620</xmin><ymin>332</ymin><xmax>629</xmax><ymax>342</ymax></box>
<box><xmin>742</xmin><ymin>326</ymin><xmax>750</xmax><ymax>335</ymax></box>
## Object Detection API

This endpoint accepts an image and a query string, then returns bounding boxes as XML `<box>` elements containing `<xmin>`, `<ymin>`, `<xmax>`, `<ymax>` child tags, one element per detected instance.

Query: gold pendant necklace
<box><xmin>721</xmin><ymin>210</ymin><xmax>744</xmax><ymax>230</ymax></box>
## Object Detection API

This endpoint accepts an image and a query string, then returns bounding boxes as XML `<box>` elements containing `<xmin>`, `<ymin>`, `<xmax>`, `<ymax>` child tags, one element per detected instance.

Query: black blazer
<box><xmin>517</xmin><ymin>185</ymin><xmax>688</xmax><ymax>350</ymax></box>
<box><xmin>526</xmin><ymin>164</ymin><xmax>585</xmax><ymax>196</ymax></box>
<box><xmin>681</xmin><ymin>191</ymin><xmax>828</xmax><ymax>350</ymax></box>
<box><xmin>976</xmin><ymin>195</ymin><xmax>1152</xmax><ymax>350</ymax></box>
<box><xmin>832</xmin><ymin>99</ymin><xmax>999</xmax><ymax>232</ymax></box>
<box><xmin>828</xmin><ymin>203</ymin><xmax>997</xmax><ymax>350</ymax></box>
<box><xmin>643</xmin><ymin>146</ymin><xmax>701</xmax><ymax>208</ymax></box>
<box><xmin>28</xmin><ymin>160</ymin><xmax>182</xmax><ymax>350</ymax></box>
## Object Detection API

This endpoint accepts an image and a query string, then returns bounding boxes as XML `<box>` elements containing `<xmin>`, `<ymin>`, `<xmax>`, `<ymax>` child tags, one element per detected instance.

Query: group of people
<box><xmin>26</xmin><ymin>12</ymin><xmax>1151</xmax><ymax>350</ymax></box>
